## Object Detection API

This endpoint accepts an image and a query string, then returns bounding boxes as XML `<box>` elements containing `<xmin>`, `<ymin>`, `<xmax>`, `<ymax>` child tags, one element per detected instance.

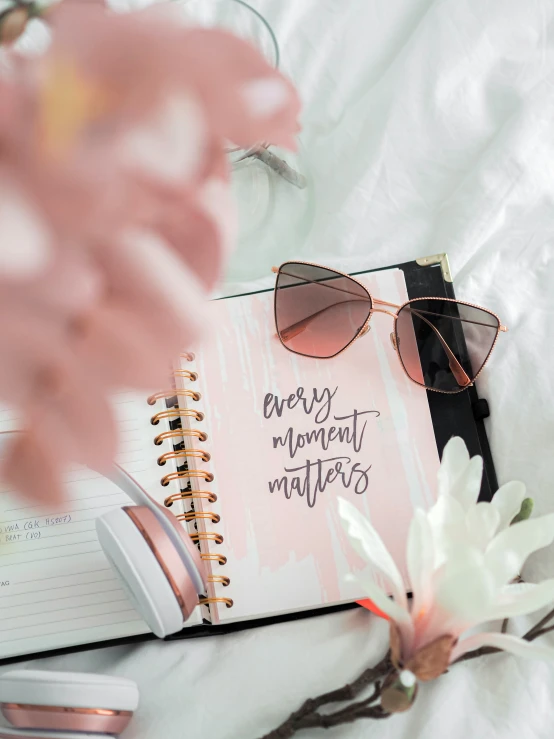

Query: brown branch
<box><xmin>522</xmin><ymin>606</ymin><xmax>554</xmax><ymax>641</ymax></box>
<box><xmin>528</xmin><ymin>624</ymin><xmax>554</xmax><ymax>640</ymax></box>
<box><xmin>258</xmin><ymin>605</ymin><xmax>554</xmax><ymax>738</ymax></box>
<box><xmin>257</xmin><ymin>653</ymin><xmax>392</xmax><ymax>739</ymax></box>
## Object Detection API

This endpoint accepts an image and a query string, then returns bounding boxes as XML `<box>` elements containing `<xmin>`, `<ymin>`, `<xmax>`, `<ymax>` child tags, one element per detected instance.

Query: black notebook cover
<box><xmin>0</xmin><ymin>254</ymin><xmax>498</xmax><ymax>665</ymax></box>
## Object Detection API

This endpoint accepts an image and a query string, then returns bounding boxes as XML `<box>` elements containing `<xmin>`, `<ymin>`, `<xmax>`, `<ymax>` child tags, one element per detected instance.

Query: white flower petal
<box><xmin>435</xmin><ymin>549</ymin><xmax>495</xmax><ymax>622</ymax></box>
<box><xmin>485</xmin><ymin>513</ymin><xmax>554</xmax><ymax>585</ymax></box>
<box><xmin>407</xmin><ymin>509</ymin><xmax>434</xmax><ymax>618</ymax></box>
<box><xmin>450</xmin><ymin>455</ymin><xmax>483</xmax><ymax>511</ymax></box>
<box><xmin>466</xmin><ymin>502</ymin><xmax>500</xmax><ymax>551</ymax></box>
<box><xmin>338</xmin><ymin>497</ymin><xmax>407</xmax><ymax>610</ymax></box>
<box><xmin>485</xmin><ymin>580</ymin><xmax>554</xmax><ymax>620</ymax></box>
<box><xmin>426</xmin><ymin>495</ymin><xmax>467</xmax><ymax>568</ymax></box>
<box><xmin>451</xmin><ymin>632</ymin><xmax>554</xmax><ymax>663</ymax></box>
<box><xmin>491</xmin><ymin>481</ymin><xmax>527</xmax><ymax>532</ymax></box>
<box><xmin>437</xmin><ymin>437</ymin><xmax>469</xmax><ymax>497</ymax></box>
<box><xmin>346</xmin><ymin>573</ymin><xmax>411</xmax><ymax>625</ymax></box>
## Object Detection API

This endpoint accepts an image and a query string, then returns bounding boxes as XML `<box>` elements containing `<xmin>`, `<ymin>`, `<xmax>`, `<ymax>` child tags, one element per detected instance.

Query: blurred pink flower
<box><xmin>0</xmin><ymin>2</ymin><xmax>301</xmax><ymax>505</ymax></box>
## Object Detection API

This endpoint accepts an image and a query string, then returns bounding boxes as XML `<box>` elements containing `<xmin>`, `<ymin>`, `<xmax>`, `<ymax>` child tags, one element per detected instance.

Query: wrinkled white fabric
<box><xmin>3</xmin><ymin>1</ymin><xmax>554</xmax><ymax>737</ymax></box>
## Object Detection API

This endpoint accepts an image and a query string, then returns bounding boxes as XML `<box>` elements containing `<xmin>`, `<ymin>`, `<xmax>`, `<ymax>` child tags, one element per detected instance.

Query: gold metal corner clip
<box><xmin>415</xmin><ymin>253</ymin><xmax>453</xmax><ymax>283</ymax></box>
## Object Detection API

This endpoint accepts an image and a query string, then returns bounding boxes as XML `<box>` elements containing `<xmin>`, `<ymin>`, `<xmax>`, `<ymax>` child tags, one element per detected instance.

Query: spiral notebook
<box><xmin>0</xmin><ymin>256</ymin><xmax>498</xmax><ymax>662</ymax></box>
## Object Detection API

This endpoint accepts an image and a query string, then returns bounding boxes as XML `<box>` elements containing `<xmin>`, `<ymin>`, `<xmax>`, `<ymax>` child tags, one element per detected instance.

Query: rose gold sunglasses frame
<box><xmin>271</xmin><ymin>260</ymin><xmax>507</xmax><ymax>395</ymax></box>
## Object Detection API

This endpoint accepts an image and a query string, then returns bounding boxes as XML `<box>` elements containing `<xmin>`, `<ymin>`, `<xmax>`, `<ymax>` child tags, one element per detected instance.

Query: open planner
<box><xmin>0</xmin><ymin>256</ymin><xmax>498</xmax><ymax>662</ymax></box>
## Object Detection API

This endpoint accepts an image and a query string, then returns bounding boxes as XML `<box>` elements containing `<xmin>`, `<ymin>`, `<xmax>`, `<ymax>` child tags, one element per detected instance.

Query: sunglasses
<box><xmin>271</xmin><ymin>261</ymin><xmax>507</xmax><ymax>394</ymax></box>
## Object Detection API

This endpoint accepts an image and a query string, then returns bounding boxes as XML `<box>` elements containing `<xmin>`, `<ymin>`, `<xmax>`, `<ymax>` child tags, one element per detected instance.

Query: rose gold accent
<box><xmin>172</xmin><ymin>369</ymin><xmax>198</xmax><ymax>381</ymax></box>
<box><xmin>154</xmin><ymin>429</ymin><xmax>208</xmax><ymax>445</ymax></box>
<box><xmin>161</xmin><ymin>469</ymin><xmax>213</xmax><ymax>486</ymax></box>
<box><xmin>201</xmin><ymin>552</ymin><xmax>227</xmax><ymax>564</ymax></box>
<box><xmin>1</xmin><ymin>704</ymin><xmax>132</xmax><ymax>733</ymax></box>
<box><xmin>208</xmin><ymin>575</ymin><xmax>231</xmax><ymax>586</ymax></box>
<box><xmin>124</xmin><ymin>506</ymin><xmax>200</xmax><ymax>619</ymax></box>
<box><xmin>151</xmin><ymin>408</ymin><xmax>204</xmax><ymax>425</ymax></box>
<box><xmin>191</xmin><ymin>533</ymin><xmax>223</xmax><ymax>548</ymax></box>
<box><xmin>273</xmin><ymin>260</ymin><xmax>505</xmax><ymax>394</ymax></box>
<box><xmin>390</xmin><ymin>332</ymin><xmax>397</xmax><ymax>350</ymax></box>
<box><xmin>158</xmin><ymin>449</ymin><xmax>211</xmax><ymax>465</ymax></box>
<box><xmin>156</xmin><ymin>503</ymin><xmax>206</xmax><ymax>586</ymax></box>
<box><xmin>147</xmin><ymin>389</ymin><xmax>201</xmax><ymax>405</ymax></box>
<box><xmin>164</xmin><ymin>490</ymin><xmax>217</xmax><ymax>506</ymax></box>
<box><xmin>180</xmin><ymin>352</ymin><xmax>195</xmax><ymax>361</ymax></box>
<box><xmin>177</xmin><ymin>511</ymin><xmax>220</xmax><ymax>524</ymax></box>
<box><xmin>199</xmin><ymin>596</ymin><xmax>233</xmax><ymax>608</ymax></box>
<box><xmin>271</xmin><ymin>266</ymin><xmax>279</xmax><ymax>273</ymax></box>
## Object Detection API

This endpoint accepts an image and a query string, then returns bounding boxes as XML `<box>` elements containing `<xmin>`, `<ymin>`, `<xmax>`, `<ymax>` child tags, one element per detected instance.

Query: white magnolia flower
<box><xmin>339</xmin><ymin>437</ymin><xmax>554</xmax><ymax>677</ymax></box>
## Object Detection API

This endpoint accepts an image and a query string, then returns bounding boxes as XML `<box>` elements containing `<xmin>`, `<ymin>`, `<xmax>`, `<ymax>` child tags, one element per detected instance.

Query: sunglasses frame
<box><xmin>272</xmin><ymin>260</ymin><xmax>507</xmax><ymax>395</ymax></box>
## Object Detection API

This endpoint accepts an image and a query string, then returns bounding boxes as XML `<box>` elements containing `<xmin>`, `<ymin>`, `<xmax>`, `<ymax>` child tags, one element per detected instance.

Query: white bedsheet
<box><xmin>5</xmin><ymin>1</ymin><xmax>554</xmax><ymax>737</ymax></box>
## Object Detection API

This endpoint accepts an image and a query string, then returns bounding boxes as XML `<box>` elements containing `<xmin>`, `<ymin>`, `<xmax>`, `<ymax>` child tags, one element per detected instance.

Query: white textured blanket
<box><xmin>5</xmin><ymin>1</ymin><xmax>554</xmax><ymax>737</ymax></box>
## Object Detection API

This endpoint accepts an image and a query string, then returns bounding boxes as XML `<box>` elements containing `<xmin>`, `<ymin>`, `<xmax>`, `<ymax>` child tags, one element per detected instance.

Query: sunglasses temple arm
<box><xmin>279</xmin><ymin>303</ymin><xmax>471</xmax><ymax>388</ymax></box>
<box><xmin>406</xmin><ymin>307</ymin><xmax>471</xmax><ymax>387</ymax></box>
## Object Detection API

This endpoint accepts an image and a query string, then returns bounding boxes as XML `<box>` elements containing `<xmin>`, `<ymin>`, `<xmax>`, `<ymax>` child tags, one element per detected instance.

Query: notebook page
<box><xmin>179</xmin><ymin>268</ymin><xmax>440</xmax><ymax>623</ymax></box>
<box><xmin>0</xmin><ymin>392</ymin><xmax>201</xmax><ymax>660</ymax></box>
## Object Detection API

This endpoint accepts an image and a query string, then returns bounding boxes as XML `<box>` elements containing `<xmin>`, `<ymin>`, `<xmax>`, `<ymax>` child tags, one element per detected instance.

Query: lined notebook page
<box><xmin>0</xmin><ymin>392</ymin><xmax>201</xmax><ymax>660</ymax></box>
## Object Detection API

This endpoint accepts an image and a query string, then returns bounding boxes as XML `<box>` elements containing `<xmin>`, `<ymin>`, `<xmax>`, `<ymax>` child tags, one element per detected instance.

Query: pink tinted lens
<box><xmin>395</xmin><ymin>299</ymin><xmax>500</xmax><ymax>392</ymax></box>
<box><xmin>275</xmin><ymin>263</ymin><xmax>372</xmax><ymax>358</ymax></box>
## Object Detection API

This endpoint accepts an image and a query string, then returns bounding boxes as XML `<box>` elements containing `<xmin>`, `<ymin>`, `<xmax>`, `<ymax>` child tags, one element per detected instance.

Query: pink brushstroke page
<box><xmin>178</xmin><ymin>268</ymin><xmax>439</xmax><ymax>623</ymax></box>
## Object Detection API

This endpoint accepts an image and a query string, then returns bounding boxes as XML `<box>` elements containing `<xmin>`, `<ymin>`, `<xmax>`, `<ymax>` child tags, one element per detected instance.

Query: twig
<box><xmin>453</xmin><ymin>645</ymin><xmax>502</xmax><ymax>664</ymax></box>
<box><xmin>257</xmin><ymin>653</ymin><xmax>391</xmax><ymax>739</ymax></box>
<box><xmin>522</xmin><ymin>606</ymin><xmax>554</xmax><ymax>641</ymax></box>
<box><xmin>259</xmin><ymin>606</ymin><xmax>554</xmax><ymax>738</ymax></box>
<box><xmin>529</xmin><ymin>624</ymin><xmax>554</xmax><ymax>640</ymax></box>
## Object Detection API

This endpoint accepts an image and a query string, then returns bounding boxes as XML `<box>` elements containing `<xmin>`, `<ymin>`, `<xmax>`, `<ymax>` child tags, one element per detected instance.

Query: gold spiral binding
<box><xmin>180</xmin><ymin>352</ymin><xmax>195</xmax><ymax>362</ymax></box>
<box><xmin>153</xmin><ymin>356</ymin><xmax>229</xmax><ymax>614</ymax></box>
<box><xmin>207</xmin><ymin>575</ymin><xmax>230</xmax><ymax>587</ymax></box>
<box><xmin>201</xmin><ymin>553</ymin><xmax>227</xmax><ymax>565</ymax></box>
<box><xmin>172</xmin><ymin>369</ymin><xmax>198</xmax><ymax>381</ymax></box>
<box><xmin>157</xmin><ymin>449</ymin><xmax>211</xmax><ymax>466</ymax></box>
<box><xmin>151</xmin><ymin>408</ymin><xmax>204</xmax><ymax>425</ymax></box>
<box><xmin>154</xmin><ymin>429</ymin><xmax>207</xmax><ymax>445</ymax></box>
<box><xmin>164</xmin><ymin>490</ymin><xmax>217</xmax><ymax>506</ymax></box>
<box><xmin>147</xmin><ymin>389</ymin><xmax>201</xmax><ymax>406</ymax></box>
<box><xmin>199</xmin><ymin>597</ymin><xmax>233</xmax><ymax>608</ymax></box>
<box><xmin>190</xmin><ymin>532</ymin><xmax>224</xmax><ymax>545</ymax></box>
<box><xmin>161</xmin><ymin>469</ymin><xmax>213</xmax><ymax>487</ymax></box>
<box><xmin>177</xmin><ymin>511</ymin><xmax>221</xmax><ymax>524</ymax></box>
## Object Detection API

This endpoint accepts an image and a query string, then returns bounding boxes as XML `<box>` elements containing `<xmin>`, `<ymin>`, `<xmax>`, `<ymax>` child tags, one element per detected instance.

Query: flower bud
<box><xmin>511</xmin><ymin>498</ymin><xmax>534</xmax><ymax>525</ymax></box>
<box><xmin>0</xmin><ymin>6</ymin><xmax>30</xmax><ymax>44</ymax></box>
<box><xmin>381</xmin><ymin>672</ymin><xmax>417</xmax><ymax>714</ymax></box>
